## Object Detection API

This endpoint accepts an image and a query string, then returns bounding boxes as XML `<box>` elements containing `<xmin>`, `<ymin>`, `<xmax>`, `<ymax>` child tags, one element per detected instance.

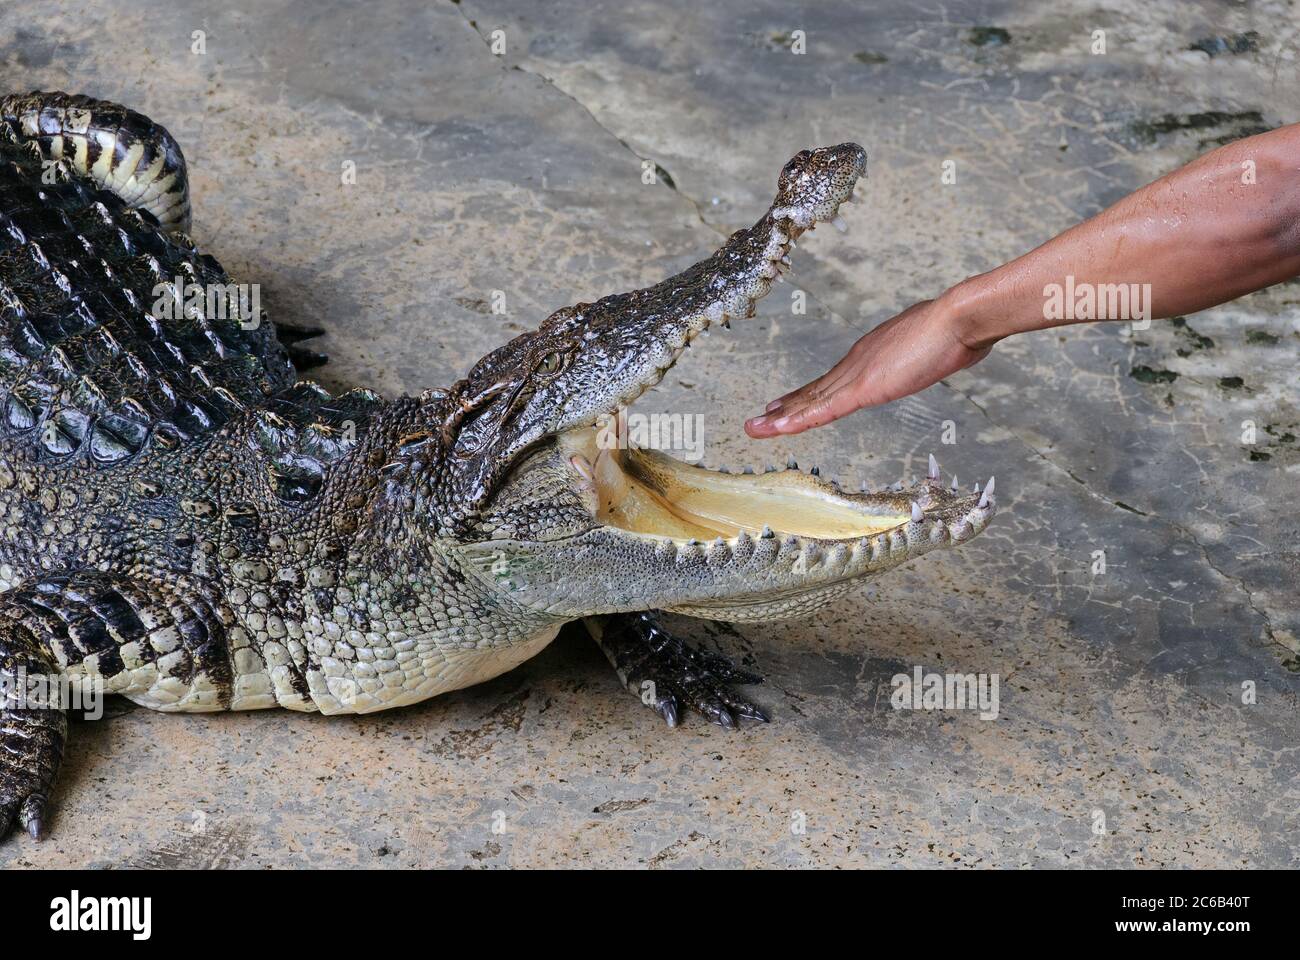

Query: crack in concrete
<box><xmin>448</xmin><ymin>2</ymin><xmax>723</xmax><ymax>237</ymax></box>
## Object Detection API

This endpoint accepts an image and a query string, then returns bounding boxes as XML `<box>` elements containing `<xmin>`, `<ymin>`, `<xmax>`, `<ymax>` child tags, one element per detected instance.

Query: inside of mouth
<box><xmin>562</xmin><ymin>427</ymin><xmax>912</xmax><ymax>541</ymax></box>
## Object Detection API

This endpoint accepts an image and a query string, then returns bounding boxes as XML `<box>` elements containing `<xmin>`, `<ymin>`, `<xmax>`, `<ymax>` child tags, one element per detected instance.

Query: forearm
<box><xmin>947</xmin><ymin>124</ymin><xmax>1300</xmax><ymax>349</ymax></box>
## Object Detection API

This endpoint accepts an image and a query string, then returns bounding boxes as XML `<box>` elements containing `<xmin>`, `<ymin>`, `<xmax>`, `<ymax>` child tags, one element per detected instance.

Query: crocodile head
<box><xmin>442</xmin><ymin>143</ymin><xmax>997</xmax><ymax>621</ymax></box>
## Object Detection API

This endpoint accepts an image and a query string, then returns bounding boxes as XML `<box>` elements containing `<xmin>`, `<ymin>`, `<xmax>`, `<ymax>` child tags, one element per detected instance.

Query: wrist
<box><xmin>937</xmin><ymin>274</ymin><xmax>1008</xmax><ymax>351</ymax></box>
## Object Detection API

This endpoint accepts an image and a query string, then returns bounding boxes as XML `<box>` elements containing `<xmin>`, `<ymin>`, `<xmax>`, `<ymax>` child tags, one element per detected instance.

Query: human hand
<box><xmin>744</xmin><ymin>297</ymin><xmax>992</xmax><ymax>437</ymax></box>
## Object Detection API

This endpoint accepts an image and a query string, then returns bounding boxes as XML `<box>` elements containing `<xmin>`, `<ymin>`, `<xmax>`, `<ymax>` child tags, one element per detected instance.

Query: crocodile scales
<box><xmin>0</xmin><ymin>91</ymin><xmax>997</xmax><ymax>841</ymax></box>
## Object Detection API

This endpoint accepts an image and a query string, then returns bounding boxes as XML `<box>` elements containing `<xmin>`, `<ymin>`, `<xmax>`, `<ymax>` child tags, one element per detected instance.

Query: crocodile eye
<box><xmin>539</xmin><ymin>351</ymin><xmax>563</xmax><ymax>375</ymax></box>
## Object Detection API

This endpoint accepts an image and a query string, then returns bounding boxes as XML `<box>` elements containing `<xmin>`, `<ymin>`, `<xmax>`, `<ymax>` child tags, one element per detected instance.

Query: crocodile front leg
<box><xmin>0</xmin><ymin>574</ymin><xmax>238</xmax><ymax>841</ymax></box>
<box><xmin>584</xmin><ymin>612</ymin><xmax>769</xmax><ymax>728</ymax></box>
<box><xmin>0</xmin><ymin>603</ymin><xmax>67</xmax><ymax>840</ymax></box>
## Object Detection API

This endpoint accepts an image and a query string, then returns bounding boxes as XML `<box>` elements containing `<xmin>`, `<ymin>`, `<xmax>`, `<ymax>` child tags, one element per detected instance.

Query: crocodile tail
<box><xmin>0</xmin><ymin>90</ymin><xmax>191</xmax><ymax>234</ymax></box>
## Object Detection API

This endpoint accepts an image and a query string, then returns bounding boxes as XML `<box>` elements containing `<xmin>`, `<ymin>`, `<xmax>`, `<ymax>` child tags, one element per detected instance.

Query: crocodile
<box><xmin>0</xmin><ymin>91</ymin><xmax>997</xmax><ymax>841</ymax></box>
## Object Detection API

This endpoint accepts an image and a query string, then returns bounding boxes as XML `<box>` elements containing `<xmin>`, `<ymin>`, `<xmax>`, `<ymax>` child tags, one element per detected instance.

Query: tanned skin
<box><xmin>746</xmin><ymin>123</ymin><xmax>1300</xmax><ymax>437</ymax></box>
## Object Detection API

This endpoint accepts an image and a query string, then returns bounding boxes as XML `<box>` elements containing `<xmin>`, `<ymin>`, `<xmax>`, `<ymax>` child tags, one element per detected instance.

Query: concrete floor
<box><xmin>2</xmin><ymin>0</ymin><xmax>1297</xmax><ymax>868</ymax></box>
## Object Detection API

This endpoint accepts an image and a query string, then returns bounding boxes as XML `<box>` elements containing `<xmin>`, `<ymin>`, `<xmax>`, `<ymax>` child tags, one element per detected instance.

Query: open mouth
<box><xmin>515</xmin><ymin>141</ymin><xmax>994</xmax><ymax>560</ymax></box>
<box><xmin>561</xmin><ymin>417</ymin><xmax>994</xmax><ymax>551</ymax></box>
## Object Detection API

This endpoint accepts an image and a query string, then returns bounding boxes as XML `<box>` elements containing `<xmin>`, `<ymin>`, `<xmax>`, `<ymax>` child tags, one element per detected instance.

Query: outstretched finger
<box><xmin>746</xmin><ymin>384</ymin><xmax>865</xmax><ymax>436</ymax></box>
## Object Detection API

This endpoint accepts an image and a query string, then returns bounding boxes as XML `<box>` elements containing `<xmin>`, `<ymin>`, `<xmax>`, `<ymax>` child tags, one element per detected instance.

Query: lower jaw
<box><xmin>512</xmin><ymin>425</ymin><xmax>996</xmax><ymax>622</ymax></box>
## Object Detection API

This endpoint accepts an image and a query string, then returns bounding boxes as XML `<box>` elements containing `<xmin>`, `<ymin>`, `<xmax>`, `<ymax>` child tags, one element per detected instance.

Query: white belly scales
<box><xmin>68</xmin><ymin>612</ymin><xmax>561</xmax><ymax>716</ymax></box>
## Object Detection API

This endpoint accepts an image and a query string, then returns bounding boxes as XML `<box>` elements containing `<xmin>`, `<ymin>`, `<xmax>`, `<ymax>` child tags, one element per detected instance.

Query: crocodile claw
<box><xmin>589</xmin><ymin>612</ymin><xmax>770</xmax><ymax>729</ymax></box>
<box><xmin>20</xmin><ymin>795</ymin><xmax>45</xmax><ymax>840</ymax></box>
<box><xmin>275</xmin><ymin>321</ymin><xmax>330</xmax><ymax>373</ymax></box>
<box><xmin>287</xmin><ymin>345</ymin><xmax>330</xmax><ymax>372</ymax></box>
<box><xmin>273</xmin><ymin>320</ymin><xmax>327</xmax><ymax>344</ymax></box>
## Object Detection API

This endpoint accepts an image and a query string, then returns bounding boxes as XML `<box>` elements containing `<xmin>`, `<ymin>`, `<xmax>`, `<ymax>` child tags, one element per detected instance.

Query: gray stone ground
<box><xmin>1</xmin><ymin>0</ymin><xmax>1297</xmax><ymax>868</ymax></box>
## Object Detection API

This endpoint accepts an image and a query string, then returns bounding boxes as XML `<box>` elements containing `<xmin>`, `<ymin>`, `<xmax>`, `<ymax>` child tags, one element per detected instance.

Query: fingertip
<box><xmin>746</xmin><ymin>414</ymin><xmax>798</xmax><ymax>438</ymax></box>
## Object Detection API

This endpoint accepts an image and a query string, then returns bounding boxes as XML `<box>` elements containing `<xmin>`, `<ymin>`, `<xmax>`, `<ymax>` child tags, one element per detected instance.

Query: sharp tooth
<box><xmin>780</xmin><ymin>255</ymin><xmax>791</xmax><ymax>265</ymax></box>
<box><xmin>859</xmin><ymin>481</ymin><xmax>869</xmax><ymax>493</ymax></box>
<box><xmin>973</xmin><ymin>482</ymin><xmax>981</xmax><ymax>493</ymax></box>
<box><xmin>928</xmin><ymin>453</ymin><xmax>940</xmax><ymax>480</ymax></box>
<box><xmin>713</xmin><ymin>536</ymin><xmax>726</xmax><ymax>548</ymax></box>
<box><xmin>911</xmin><ymin>501</ymin><xmax>924</xmax><ymax>523</ymax></box>
<box><xmin>979</xmin><ymin>476</ymin><xmax>995</xmax><ymax>508</ymax></box>
<box><xmin>718</xmin><ymin>465</ymin><xmax>731</xmax><ymax>473</ymax></box>
<box><xmin>810</xmin><ymin>465</ymin><xmax>820</xmax><ymax>476</ymax></box>
<box><xmin>950</xmin><ymin>474</ymin><xmax>958</xmax><ymax>493</ymax></box>
<box><xmin>722</xmin><ymin>318</ymin><xmax>731</xmax><ymax>330</ymax></box>
<box><xmin>787</xmin><ymin>456</ymin><xmax>798</xmax><ymax>470</ymax></box>
<box><xmin>831</xmin><ymin>215</ymin><xmax>848</xmax><ymax>233</ymax></box>
<box><xmin>760</xmin><ymin>525</ymin><xmax>774</xmax><ymax>539</ymax></box>
<box><xmin>765</xmin><ymin>463</ymin><xmax>778</xmax><ymax>473</ymax></box>
<box><xmin>735</xmin><ymin>530</ymin><xmax>751</xmax><ymax>546</ymax></box>
<box><xmin>742</xmin><ymin>465</ymin><xmax>754</xmax><ymax>474</ymax></box>
<box><xmin>686</xmin><ymin>538</ymin><xmax>700</xmax><ymax>547</ymax></box>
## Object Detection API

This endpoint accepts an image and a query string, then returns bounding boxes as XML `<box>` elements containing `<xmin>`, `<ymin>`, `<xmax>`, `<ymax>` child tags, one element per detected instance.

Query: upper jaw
<box><xmin>439</xmin><ymin>142</ymin><xmax>869</xmax><ymax>533</ymax></box>
<box><xmin>546</xmin><ymin>142</ymin><xmax>869</xmax><ymax>437</ymax></box>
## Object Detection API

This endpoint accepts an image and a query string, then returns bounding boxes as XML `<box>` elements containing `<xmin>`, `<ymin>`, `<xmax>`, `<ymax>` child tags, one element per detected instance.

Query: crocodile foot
<box><xmin>0</xmin><ymin>710</ymin><xmax>62</xmax><ymax>841</ymax></box>
<box><xmin>0</xmin><ymin>596</ymin><xmax>75</xmax><ymax>842</ymax></box>
<box><xmin>586</xmin><ymin>612</ymin><xmax>769</xmax><ymax>728</ymax></box>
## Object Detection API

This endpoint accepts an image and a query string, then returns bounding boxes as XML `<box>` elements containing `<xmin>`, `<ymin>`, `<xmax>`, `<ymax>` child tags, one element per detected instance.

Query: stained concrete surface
<box><xmin>1</xmin><ymin>0</ymin><xmax>1297</xmax><ymax>868</ymax></box>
